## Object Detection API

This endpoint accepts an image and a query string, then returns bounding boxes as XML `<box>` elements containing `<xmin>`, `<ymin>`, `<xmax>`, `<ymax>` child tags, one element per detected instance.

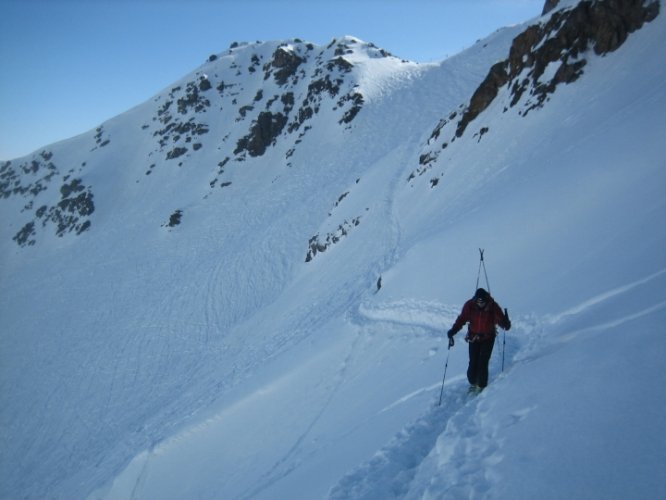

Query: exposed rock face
<box><xmin>2</xmin><ymin>152</ymin><xmax>95</xmax><ymax>247</ymax></box>
<box><xmin>234</xmin><ymin>111</ymin><xmax>289</xmax><ymax>157</ymax></box>
<box><xmin>3</xmin><ymin>37</ymin><xmax>389</xmax><ymax>247</ymax></box>
<box><xmin>165</xmin><ymin>209</ymin><xmax>183</xmax><ymax>228</ymax></box>
<box><xmin>267</xmin><ymin>47</ymin><xmax>305</xmax><ymax>85</ymax></box>
<box><xmin>305</xmin><ymin>216</ymin><xmax>361</xmax><ymax>262</ymax></box>
<box><xmin>455</xmin><ymin>0</ymin><xmax>660</xmax><ymax>137</ymax></box>
<box><xmin>231</xmin><ymin>39</ymin><xmax>372</xmax><ymax>161</ymax></box>
<box><xmin>153</xmin><ymin>81</ymin><xmax>211</xmax><ymax>160</ymax></box>
<box><xmin>409</xmin><ymin>0</ymin><xmax>659</xmax><ymax>184</ymax></box>
<box><xmin>542</xmin><ymin>0</ymin><xmax>561</xmax><ymax>15</ymax></box>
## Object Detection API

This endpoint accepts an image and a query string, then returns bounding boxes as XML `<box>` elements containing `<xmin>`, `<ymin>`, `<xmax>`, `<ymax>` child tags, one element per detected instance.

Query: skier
<box><xmin>447</xmin><ymin>288</ymin><xmax>511</xmax><ymax>390</ymax></box>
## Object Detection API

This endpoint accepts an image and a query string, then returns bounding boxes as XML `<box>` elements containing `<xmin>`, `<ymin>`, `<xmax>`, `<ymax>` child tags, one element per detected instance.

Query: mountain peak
<box><xmin>2</xmin><ymin>35</ymin><xmax>412</xmax><ymax>248</ymax></box>
<box><xmin>2</xmin><ymin>2</ymin><xmax>665</xmax><ymax>498</ymax></box>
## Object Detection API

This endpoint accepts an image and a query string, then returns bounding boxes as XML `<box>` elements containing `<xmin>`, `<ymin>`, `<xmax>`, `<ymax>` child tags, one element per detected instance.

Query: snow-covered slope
<box><xmin>1</xmin><ymin>1</ymin><xmax>664</xmax><ymax>499</ymax></box>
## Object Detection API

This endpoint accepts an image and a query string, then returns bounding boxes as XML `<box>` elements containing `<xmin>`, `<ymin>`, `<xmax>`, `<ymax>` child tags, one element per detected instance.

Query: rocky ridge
<box><xmin>3</xmin><ymin>37</ymin><xmax>398</xmax><ymax>248</ymax></box>
<box><xmin>2</xmin><ymin>1</ymin><xmax>660</xmax><ymax>251</ymax></box>
<box><xmin>410</xmin><ymin>0</ymin><xmax>660</xmax><ymax>183</ymax></box>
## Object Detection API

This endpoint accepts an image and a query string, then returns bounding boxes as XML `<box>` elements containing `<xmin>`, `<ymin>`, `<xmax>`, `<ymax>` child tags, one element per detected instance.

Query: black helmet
<box><xmin>474</xmin><ymin>288</ymin><xmax>490</xmax><ymax>301</ymax></box>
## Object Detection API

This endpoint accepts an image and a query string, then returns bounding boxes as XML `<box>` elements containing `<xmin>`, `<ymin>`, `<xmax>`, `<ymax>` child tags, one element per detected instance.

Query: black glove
<box><xmin>447</xmin><ymin>329</ymin><xmax>455</xmax><ymax>348</ymax></box>
<box><xmin>504</xmin><ymin>308</ymin><xmax>511</xmax><ymax>331</ymax></box>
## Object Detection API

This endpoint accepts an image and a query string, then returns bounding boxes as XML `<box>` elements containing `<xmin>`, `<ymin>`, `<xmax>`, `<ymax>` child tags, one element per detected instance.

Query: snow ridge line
<box><xmin>557</xmin><ymin>300</ymin><xmax>666</xmax><ymax>341</ymax></box>
<box><xmin>354</xmin><ymin>299</ymin><xmax>459</xmax><ymax>334</ymax></box>
<box><xmin>547</xmin><ymin>267</ymin><xmax>666</xmax><ymax>324</ymax></box>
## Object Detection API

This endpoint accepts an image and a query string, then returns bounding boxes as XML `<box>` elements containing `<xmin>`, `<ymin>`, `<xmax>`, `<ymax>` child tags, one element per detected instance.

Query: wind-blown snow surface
<box><xmin>1</xmin><ymin>2</ymin><xmax>665</xmax><ymax>499</ymax></box>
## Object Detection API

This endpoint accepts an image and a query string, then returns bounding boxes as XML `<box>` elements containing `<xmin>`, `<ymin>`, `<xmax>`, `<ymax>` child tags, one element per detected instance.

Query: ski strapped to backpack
<box><xmin>476</xmin><ymin>248</ymin><xmax>507</xmax><ymax>372</ymax></box>
<box><xmin>476</xmin><ymin>248</ymin><xmax>490</xmax><ymax>293</ymax></box>
<box><xmin>437</xmin><ymin>249</ymin><xmax>510</xmax><ymax>406</ymax></box>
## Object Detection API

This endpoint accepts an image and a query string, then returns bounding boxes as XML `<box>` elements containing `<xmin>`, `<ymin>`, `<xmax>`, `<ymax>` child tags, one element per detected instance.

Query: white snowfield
<box><xmin>1</xmin><ymin>1</ymin><xmax>665</xmax><ymax>499</ymax></box>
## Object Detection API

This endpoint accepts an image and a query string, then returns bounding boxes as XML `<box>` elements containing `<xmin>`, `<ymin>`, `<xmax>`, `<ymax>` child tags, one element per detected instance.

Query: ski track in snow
<box><xmin>329</xmin><ymin>382</ymin><xmax>474</xmax><ymax>500</ymax></box>
<box><xmin>327</xmin><ymin>316</ymin><xmax>528</xmax><ymax>499</ymax></box>
<box><xmin>328</xmin><ymin>267</ymin><xmax>666</xmax><ymax>498</ymax></box>
<box><xmin>97</xmin><ymin>266</ymin><xmax>666</xmax><ymax>500</ymax></box>
<box><xmin>241</xmin><ymin>295</ymin><xmax>465</xmax><ymax>500</ymax></box>
<box><xmin>545</xmin><ymin>267</ymin><xmax>666</xmax><ymax>325</ymax></box>
<box><xmin>219</xmin><ymin>125</ymin><xmax>419</xmax><ymax>499</ymax></box>
<box><xmin>239</xmin><ymin>330</ymin><xmax>365</xmax><ymax>499</ymax></box>
<box><xmin>2</xmin><ymin>5</ymin><xmax>665</xmax><ymax>498</ymax></box>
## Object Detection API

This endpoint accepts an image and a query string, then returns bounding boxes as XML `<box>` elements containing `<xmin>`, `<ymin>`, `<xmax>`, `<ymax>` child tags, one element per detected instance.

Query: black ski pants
<box><xmin>467</xmin><ymin>337</ymin><xmax>495</xmax><ymax>388</ymax></box>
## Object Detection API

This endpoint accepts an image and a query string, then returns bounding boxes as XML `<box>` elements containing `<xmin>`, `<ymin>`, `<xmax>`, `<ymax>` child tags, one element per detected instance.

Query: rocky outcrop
<box><xmin>455</xmin><ymin>0</ymin><xmax>660</xmax><ymax>138</ymax></box>
<box><xmin>305</xmin><ymin>216</ymin><xmax>361</xmax><ymax>262</ymax></box>
<box><xmin>232</xmin><ymin>39</ymin><xmax>371</xmax><ymax>159</ymax></box>
<box><xmin>1</xmin><ymin>37</ymin><xmax>398</xmax><ymax>247</ymax></box>
<box><xmin>152</xmin><ymin>80</ymin><xmax>212</xmax><ymax>161</ymax></box>
<box><xmin>542</xmin><ymin>0</ymin><xmax>560</xmax><ymax>15</ymax></box>
<box><xmin>408</xmin><ymin>0</ymin><xmax>660</xmax><ymax>184</ymax></box>
<box><xmin>265</xmin><ymin>47</ymin><xmax>305</xmax><ymax>85</ymax></box>
<box><xmin>234</xmin><ymin>111</ymin><xmax>289</xmax><ymax>157</ymax></box>
<box><xmin>2</xmin><ymin>151</ymin><xmax>95</xmax><ymax>247</ymax></box>
<box><xmin>164</xmin><ymin>209</ymin><xmax>183</xmax><ymax>228</ymax></box>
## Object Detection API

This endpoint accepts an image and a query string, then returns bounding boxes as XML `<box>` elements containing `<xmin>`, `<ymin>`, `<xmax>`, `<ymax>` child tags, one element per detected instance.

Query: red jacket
<box><xmin>450</xmin><ymin>297</ymin><xmax>510</xmax><ymax>341</ymax></box>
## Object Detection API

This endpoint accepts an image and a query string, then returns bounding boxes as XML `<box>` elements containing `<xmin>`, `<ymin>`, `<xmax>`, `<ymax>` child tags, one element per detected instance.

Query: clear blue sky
<box><xmin>0</xmin><ymin>0</ymin><xmax>544</xmax><ymax>160</ymax></box>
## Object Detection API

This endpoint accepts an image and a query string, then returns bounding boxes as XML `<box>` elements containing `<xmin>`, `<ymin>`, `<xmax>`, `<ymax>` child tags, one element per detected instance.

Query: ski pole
<box><xmin>502</xmin><ymin>331</ymin><xmax>506</xmax><ymax>372</ymax></box>
<box><xmin>475</xmin><ymin>249</ymin><xmax>483</xmax><ymax>291</ymax></box>
<box><xmin>437</xmin><ymin>345</ymin><xmax>451</xmax><ymax>406</ymax></box>
<box><xmin>502</xmin><ymin>308</ymin><xmax>509</xmax><ymax>372</ymax></box>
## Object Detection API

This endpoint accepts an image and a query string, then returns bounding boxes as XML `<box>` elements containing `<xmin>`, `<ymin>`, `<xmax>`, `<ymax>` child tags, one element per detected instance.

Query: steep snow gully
<box><xmin>2</xmin><ymin>0</ymin><xmax>665</xmax><ymax>499</ymax></box>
